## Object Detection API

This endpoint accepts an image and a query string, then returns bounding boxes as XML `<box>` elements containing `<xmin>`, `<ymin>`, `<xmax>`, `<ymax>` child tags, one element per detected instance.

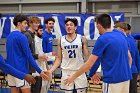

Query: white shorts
<box><xmin>102</xmin><ymin>80</ymin><xmax>130</xmax><ymax>93</ymax></box>
<box><xmin>7</xmin><ymin>75</ymin><xmax>30</xmax><ymax>89</ymax></box>
<box><xmin>61</xmin><ymin>69</ymin><xmax>88</xmax><ymax>91</ymax></box>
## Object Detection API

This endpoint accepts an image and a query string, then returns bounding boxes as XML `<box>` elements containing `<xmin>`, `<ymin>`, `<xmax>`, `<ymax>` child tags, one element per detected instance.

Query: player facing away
<box><xmin>46</xmin><ymin>18</ymin><xmax>90</xmax><ymax>93</ymax></box>
<box><xmin>6</xmin><ymin>14</ymin><xmax>48</xmax><ymax>93</ymax></box>
<box><xmin>64</xmin><ymin>14</ymin><xmax>132</xmax><ymax>93</ymax></box>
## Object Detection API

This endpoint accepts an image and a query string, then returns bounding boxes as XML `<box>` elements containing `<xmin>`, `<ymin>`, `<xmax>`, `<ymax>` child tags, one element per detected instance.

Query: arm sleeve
<box><xmin>19</xmin><ymin>36</ymin><xmax>42</xmax><ymax>74</ymax></box>
<box><xmin>42</xmin><ymin>36</ymin><xmax>48</xmax><ymax>53</ymax></box>
<box><xmin>0</xmin><ymin>55</ymin><xmax>26</xmax><ymax>79</ymax></box>
<box><xmin>133</xmin><ymin>34</ymin><xmax>140</xmax><ymax>40</ymax></box>
<box><xmin>89</xmin><ymin>58</ymin><xmax>101</xmax><ymax>77</ymax></box>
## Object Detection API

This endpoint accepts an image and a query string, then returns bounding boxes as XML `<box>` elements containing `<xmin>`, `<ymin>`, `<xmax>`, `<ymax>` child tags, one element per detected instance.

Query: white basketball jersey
<box><xmin>60</xmin><ymin>34</ymin><xmax>84</xmax><ymax>70</ymax></box>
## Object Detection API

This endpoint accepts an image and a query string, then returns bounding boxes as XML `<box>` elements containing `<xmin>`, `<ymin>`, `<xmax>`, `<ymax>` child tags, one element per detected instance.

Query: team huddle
<box><xmin>0</xmin><ymin>14</ymin><xmax>140</xmax><ymax>93</ymax></box>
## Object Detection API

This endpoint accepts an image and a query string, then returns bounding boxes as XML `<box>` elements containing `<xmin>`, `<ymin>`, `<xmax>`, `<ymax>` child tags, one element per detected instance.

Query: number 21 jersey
<box><xmin>60</xmin><ymin>34</ymin><xmax>84</xmax><ymax>70</ymax></box>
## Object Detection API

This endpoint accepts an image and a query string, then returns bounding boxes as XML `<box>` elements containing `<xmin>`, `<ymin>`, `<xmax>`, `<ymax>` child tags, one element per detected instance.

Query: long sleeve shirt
<box><xmin>126</xmin><ymin>35</ymin><xmax>140</xmax><ymax>74</ymax></box>
<box><xmin>0</xmin><ymin>55</ymin><xmax>26</xmax><ymax>79</ymax></box>
<box><xmin>6</xmin><ymin>31</ymin><xmax>42</xmax><ymax>74</ymax></box>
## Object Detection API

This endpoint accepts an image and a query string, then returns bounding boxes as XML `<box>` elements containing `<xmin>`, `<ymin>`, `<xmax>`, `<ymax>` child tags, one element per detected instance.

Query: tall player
<box><xmin>46</xmin><ymin>18</ymin><xmax>90</xmax><ymax>93</ymax></box>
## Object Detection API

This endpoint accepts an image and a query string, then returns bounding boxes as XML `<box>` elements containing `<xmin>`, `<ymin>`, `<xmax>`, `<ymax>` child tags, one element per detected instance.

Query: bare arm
<box><xmin>49</xmin><ymin>38</ymin><xmax>62</xmax><ymax>73</ymax></box>
<box><xmin>64</xmin><ymin>54</ymin><xmax>98</xmax><ymax>85</ymax></box>
<box><xmin>82</xmin><ymin>36</ymin><xmax>90</xmax><ymax>61</ymax></box>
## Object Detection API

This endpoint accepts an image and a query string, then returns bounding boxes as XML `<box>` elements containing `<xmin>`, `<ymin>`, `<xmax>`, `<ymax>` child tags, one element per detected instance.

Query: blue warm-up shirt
<box><xmin>0</xmin><ymin>55</ymin><xmax>26</xmax><ymax>79</ymax></box>
<box><xmin>92</xmin><ymin>29</ymin><xmax>132</xmax><ymax>83</ymax></box>
<box><xmin>126</xmin><ymin>35</ymin><xmax>140</xmax><ymax>74</ymax></box>
<box><xmin>6</xmin><ymin>31</ymin><xmax>42</xmax><ymax>74</ymax></box>
<box><xmin>42</xmin><ymin>31</ymin><xmax>53</xmax><ymax>65</ymax></box>
<box><xmin>42</xmin><ymin>31</ymin><xmax>53</xmax><ymax>53</ymax></box>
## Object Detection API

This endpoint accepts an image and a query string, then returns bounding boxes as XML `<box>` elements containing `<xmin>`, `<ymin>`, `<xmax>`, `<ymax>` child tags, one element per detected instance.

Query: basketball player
<box><xmin>64</xmin><ymin>14</ymin><xmax>132</xmax><ymax>93</ymax></box>
<box><xmin>6</xmin><ymin>14</ymin><xmax>48</xmax><ymax>93</ymax></box>
<box><xmin>114</xmin><ymin>22</ymin><xmax>140</xmax><ymax>93</ymax></box>
<box><xmin>46</xmin><ymin>18</ymin><xmax>90</xmax><ymax>93</ymax></box>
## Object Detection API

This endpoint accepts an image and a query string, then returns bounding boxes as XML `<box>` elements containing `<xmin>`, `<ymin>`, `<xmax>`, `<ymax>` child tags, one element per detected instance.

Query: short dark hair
<box><xmin>65</xmin><ymin>18</ymin><xmax>78</xmax><ymax>26</ymax></box>
<box><xmin>13</xmin><ymin>14</ymin><xmax>28</xmax><ymax>26</ymax></box>
<box><xmin>95</xmin><ymin>14</ymin><xmax>111</xmax><ymax>29</ymax></box>
<box><xmin>127</xmin><ymin>24</ymin><xmax>131</xmax><ymax>30</ymax></box>
<box><xmin>36</xmin><ymin>25</ymin><xmax>43</xmax><ymax>32</ymax></box>
<box><xmin>38</xmin><ymin>25</ymin><xmax>43</xmax><ymax>29</ymax></box>
<box><xmin>44</xmin><ymin>18</ymin><xmax>55</xmax><ymax>24</ymax></box>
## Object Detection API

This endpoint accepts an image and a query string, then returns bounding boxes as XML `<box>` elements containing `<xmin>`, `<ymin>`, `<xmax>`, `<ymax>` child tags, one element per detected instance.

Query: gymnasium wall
<box><xmin>0</xmin><ymin>0</ymin><xmax>140</xmax><ymax>32</ymax></box>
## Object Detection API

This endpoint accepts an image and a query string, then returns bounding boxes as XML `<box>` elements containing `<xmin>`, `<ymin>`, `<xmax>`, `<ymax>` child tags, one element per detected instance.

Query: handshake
<box><xmin>24</xmin><ymin>70</ymin><xmax>53</xmax><ymax>85</ymax></box>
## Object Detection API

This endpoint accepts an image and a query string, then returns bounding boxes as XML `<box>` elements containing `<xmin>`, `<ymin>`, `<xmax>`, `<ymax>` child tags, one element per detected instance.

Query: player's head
<box><xmin>126</xmin><ymin>23</ymin><xmax>131</xmax><ymax>34</ymax></box>
<box><xmin>29</xmin><ymin>16</ymin><xmax>41</xmax><ymax>31</ymax></box>
<box><xmin>13</xmin><ymin>14</ymin><xmax>28</xmax><ymax>32</ymax></box>
<box><xmin>114</xmin><ymin>20</ymin><xmax>122</xmax><ymax>26</ymax></box>
<box><xmin>35</xmin><ymin>25</ymin><xmax>43</xmax><ymax>38</ymax></box>
<box><xmin>114</xmin><ymin>22</ymin><xmax>127</xmax><ymax>33</ymax></box>
<box><xmin>44</xmin><ymin>17</ymin><xmax>55</xmax><ymax>32</ymax></box>
<box><xmin>65</xmin><ymin>18</ymin><xmax>78</xmax><ymax>34</ymax></box>
<box><xmin>95</xmin><ymin>14</ymin><xmax>111</xmax><ymax>35</ymax></box>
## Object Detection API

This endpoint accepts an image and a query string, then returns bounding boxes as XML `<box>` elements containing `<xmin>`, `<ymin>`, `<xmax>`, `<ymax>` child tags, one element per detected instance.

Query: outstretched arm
<box><xmin>64</xmin><ymin>54</ymin><xmax>98</xmax><ymax>85</ymax></box>
<box><xmin>0</xmin><ymin>55</ymin><xmax>36</xmax><ymax>84</ymax></box>
<box><xmin>45</xmin><ymin>38</ymin><xmax>62</xmax><ymax>78</ymax></box>
<box><xmin>48</xmin><ymin>38</ymin><xmax>62</xmax><ymax>73</ymax></box>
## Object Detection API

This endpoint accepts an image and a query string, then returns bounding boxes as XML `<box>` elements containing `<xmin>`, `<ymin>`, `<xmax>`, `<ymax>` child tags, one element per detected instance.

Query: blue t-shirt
<box><xmin>126</xmin><ymin>35</ymin><xmax>140</xmax><ymax>74</ymax></box>
<box><xmin>42</xmin><ymin>31</ymin><xmax>53</xmax><ymax>65</ymax></box>
<box><xmin>92</xmin><ymin>29</ymin><xmax>132</xmax><ymax>83</ymax></box>
<box><xmin>42</xmin><ymin>31</ymin><xmax>53</xmax><ymax>53</ymax></box>
<box><xmin>6</xmin><ymin>31</ymin><xmax>41</xmax><ymax>74</ymax></box>
<box><xmin>0</xmin><ymin>55</ymin><xmax>26</xmax><ymax>79</ymax></box>
<box><xmin>89</xmin><ymin>58</ymin><xmax>101</xmax><ymax>77</ymax></box>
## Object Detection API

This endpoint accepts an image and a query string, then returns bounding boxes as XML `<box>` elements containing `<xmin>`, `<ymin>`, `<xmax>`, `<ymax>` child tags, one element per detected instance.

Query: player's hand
<box><xmin>64</xmin><ymin>75</ymin><xmax>74</xmax><ymax>86</ymax></box>
<box><xmin>90</xmin><ymin>73</ymin><xmax>101</xmax><ymax>85</ymax></box>
<box><xmin>44</xmin><ymin>70</ymin><xmax>52</xmax><ymax>80</ymax></box>
<box><xmin>52</xmin><ymin>52</ymin><xmax>56</xmax><ymax>56</ymax></box>
<box><xmin>40</xmin><ymin>71</ymin><xmax>49</xmax><ymax>80</ymax></box>
<box><xmin>38</xmin><ymin>53</ymin><xmax>48</xmax><ymax>61</ymax></box>
<box><xmin>24</xmin><ymin>74</ymin><xmax>36</xmax><ymax>85</ymax></box>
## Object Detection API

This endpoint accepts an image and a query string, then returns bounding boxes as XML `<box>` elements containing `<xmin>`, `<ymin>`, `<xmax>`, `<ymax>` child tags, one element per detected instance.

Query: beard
<box><xmin>37</xmin><ymin>33</ymin><xmax>42</xmax><ymax>38</ymax></box>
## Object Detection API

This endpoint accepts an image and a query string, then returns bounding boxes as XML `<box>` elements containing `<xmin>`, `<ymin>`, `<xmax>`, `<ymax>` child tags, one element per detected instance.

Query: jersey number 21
<box><xmin>68</xmin><ymin>50</ymin><xmax>76</xmax><ymax>58</ymax></box>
